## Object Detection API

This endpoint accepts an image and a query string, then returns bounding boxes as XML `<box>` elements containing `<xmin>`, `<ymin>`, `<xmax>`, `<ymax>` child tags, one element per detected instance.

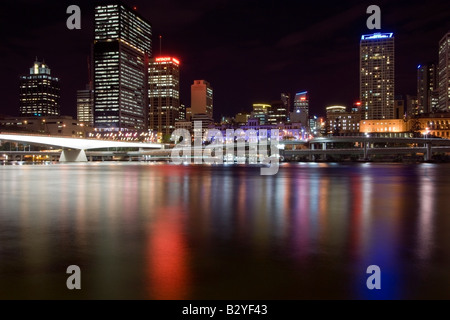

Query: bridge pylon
<box><xmin>59</xmin><ymin>149</ymin><xmax>88</xmax><ymax>162</ymax></box>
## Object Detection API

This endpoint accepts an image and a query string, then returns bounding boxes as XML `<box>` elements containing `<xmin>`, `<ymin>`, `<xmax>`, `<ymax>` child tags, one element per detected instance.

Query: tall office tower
<box><xmin>191</xmin><ymin>80</ymin><xmax>213</xmax><ymax>118</ymax></box>
<box><xmin>93</xmin><ymin>1</ymin><xmax>152</xmax><ymax>131</ymax></box>
<box><xmin>360</xmin><ymin>33</ymin><xmax>395</xmax><ymax>120</ymax></box>
<box><xmin>269</xmin><ymin>101</ymin><xmax>287</xmax><ymax>124</ymax></box>
<box><xmin>19</xmin><ymin>59</ymin><xmax>60</xmax><ymax>117</ymax></box>
<box><xmin>417</xmin><ymin>63</ymin><xmax>438</xmax><ymax>114</ymax></box>
<box><xmin>148</xmin><ymin>57</ymin><xmax>180</xmax><ymax>136</ymax></box>
<box><xmin>290</xmin><ymin>91</ymin><xmax>309</xmax><ymax>128</ymax></box>
<box><xmin>281</xmin><ymin>92</ymin><xmax>291</xmax><ymax>119</ymax></box>
<box><xmin>77</xmin><ymin>85</ymin><xmax>94</xmax><ymax>126</ymax></box>
<box><xmin>438</xmin><ymin>32</ymin><xmax>450</xmax><ymax>112</ymax></box>
<box><xmin>268</xmin><ymin>93</ymin><xmax>290</xmax><ymax>124</ymax></box>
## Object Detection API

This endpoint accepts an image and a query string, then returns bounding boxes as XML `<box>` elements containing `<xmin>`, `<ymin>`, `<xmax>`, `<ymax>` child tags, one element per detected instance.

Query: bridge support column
<box><xmin>363</xmin><ymin>141</ymin><xmax>369</xmax><ymax>160</ymax></box>
<box><xmin>425</xmin><ymin>143</ymin><xmax>432</xmax><ymax>161</ymax></box>
<box><xmin>310</xmin><ymin>143</ymin><xmax>315</xmax><ymax>161</ymax></box>
<box><xmin>322</xmin><ymin>143</ymin><xmax>327</xmax><ymax>161</ymax></box>
<box><xmin>59</xmin><ymin>149</ymin><xmax>88</xmax><ymax>162</ymax></box>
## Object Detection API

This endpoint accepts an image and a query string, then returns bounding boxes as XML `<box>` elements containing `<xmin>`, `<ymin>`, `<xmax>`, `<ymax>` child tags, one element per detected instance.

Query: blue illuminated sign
<box><xmin>361</xmin><ymin>33</ymin><xmax>394</xmax><ymax>40</ymax></box>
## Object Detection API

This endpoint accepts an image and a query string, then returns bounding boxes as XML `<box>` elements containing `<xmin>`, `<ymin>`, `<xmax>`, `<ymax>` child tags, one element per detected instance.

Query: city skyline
<box><xmin>0</xmin><ymin>0</ymin><xmax>448</xmax><ymax>121</ymax></box>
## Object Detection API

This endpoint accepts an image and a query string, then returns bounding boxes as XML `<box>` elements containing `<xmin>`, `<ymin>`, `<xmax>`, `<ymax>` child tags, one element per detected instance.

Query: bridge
<box><xmin>280</xmin><ymin>136</ymin><xmax>450</xmax><ymax>161</ymax></box>
<box><xmin>0</xmin><ymin>133</ymin><xmax>162</xmax><ymax>162</ymax></box>
<box><xmin>2</xmin><ymin>133</ymin><xmax>450</xmax><ymax>163</ymax></box>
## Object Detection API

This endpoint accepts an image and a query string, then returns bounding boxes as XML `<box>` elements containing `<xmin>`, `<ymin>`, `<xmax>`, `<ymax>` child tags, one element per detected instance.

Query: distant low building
<box><xmin>359</xmin><ymin>113</ymin><xmax>450</xmax><ymax>139</ymax></box>
<box><xmin>415</xmin><ymin>113</ymin><xmax>450</xmax><ymax>139</ymax></box>
<box><xmin>359</xmin><ymin>119</ymin><xmax>407</xmax><ymax>134</ymax></box>
<box><xmin>175</xmin><ymin>121</ymin><xmax>192</xmax><ymax>132</ymax></box>
<box><xmin>326</xmin><ymin>106</ymin><xmax>361</xmax><ymax>135</ymax></box>
<box><xmin>235</xmin><ymin>112</ymin><xmax>250</xmax><ymax>125</ymax></box>
<box><xmin>0</xmin><ymin>116</ymin><xmax>93</xmax><ymax>137</ymax></box>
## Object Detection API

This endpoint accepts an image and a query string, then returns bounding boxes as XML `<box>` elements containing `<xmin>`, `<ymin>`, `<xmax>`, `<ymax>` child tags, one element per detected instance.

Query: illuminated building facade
<box><xmin>416</xmin><ymin>114</ymin><xmax>450</xmax><ymax>139</ymax></box>
<box><xmin>359</xmin><ymin>115</ymin><xmax>450</xmax><ymax>139</ymax></box>
<box><xmin>326</xmin><ymin>106</ymin><xmax>361</xmax><ymax>134</ymax></box>
<box><xmin>93</xmin><ymin>1</ymin><xmax>152</xmax><ymax>131</ymax></box>
<box><xmin>0</xmin><ymin>116</ymin><xmax>91</xmax><ymax>137</ymax></box>
<box><xmin>360</xmin><ymin>33</ymin><xmax>395</xmax><ymax>120</ymax></box>
<box><xmin>77</xmin><ymin>85</ymin><xmax>94</xmax><ymax>126</ymax></box>
<box><xmin>290</xmin><ymin>91</ymin><xmax>309</xmax><ymax>128</ymax></box>
<box><xmin>417</xmin><ymin>63</ymin><xmax>438</xmax><ymax>114</ymax></box>
<box><xmin>191</xmin><ymin>80</ymin><xmax>213</xmax><ymax>118</ymax></box>
<box><xmin>252</xmin><ymin>103</ymin><xmax>271</xmax><ymax>125</ymax></box>
<box><xmin>149</xmin><ymin>57</ymin><xmax>180</xmax><ymax>136</ymax></box>
<box><xmin>359</xmin><ymin>119</ymin><xmax>407</xmax><ymax>134</ymax></box>
<box><xmin>269</xmin><ymin>93</ymin><xmax>290</xmax><ymax>124</ymax></box>
<box><xmin>19</xmin><ymin>60</ymin><xmax>60</xmax><ymax>117</ymax></box>
<box><xmin>179</xmin><ymin>103</ymin><xmax>186</xmax><ymax>121</ymax></box>
<box><xmin>438</xmin><ymin>32</ymin><xmax>450</xmax><ymax>111</ymax></box>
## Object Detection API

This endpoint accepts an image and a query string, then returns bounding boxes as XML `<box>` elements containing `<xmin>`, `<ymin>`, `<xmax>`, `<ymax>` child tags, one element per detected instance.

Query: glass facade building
<box><xmin>93</xmin><ymin>2</ymin><xmax>152</xmax><ymax>131</ymax></box>
<box><xmin>19</xmin><ymin>60</ymin><xmax>60</xmax><ymax>117</ymax></box>
<box><xmin>417</xmin><ymin>63</ymin><xmax>438</xmax><ymax>114</ymax></box>
<box><xmin>438</xmin><ymin>32</ymin><xmax>450</xmax><ymax>112</ymax></box>
<box><xmin>291</xmin><ymin>91</ymin><xmax>309</xmax><ymax>128</ymax></box>
<box><xmin>148</xmin><ymin>57</ymin><xmax>180</xmax><ymax>136</ymax></box>
<box><xmin>360</xmin><ymin>33</ymin><xmax>395</xmax><ymax>120</ymax></box>
<box><xmin>77</xmin><ymin>86</ymin><xmax>94</xmax><ymax>126</ymax></box>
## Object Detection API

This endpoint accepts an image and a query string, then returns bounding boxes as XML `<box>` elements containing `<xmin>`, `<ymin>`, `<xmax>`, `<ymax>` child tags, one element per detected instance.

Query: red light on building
<box><xmin>356</xmin><ymin>101</ymin><xmax>361</xmax><ymax>106</ymax></box>
<box><xmin>155</xmin><ymin>57</ymin><xmax>180</xmax><ymax>65</ymax></box>
<box><xmin>300</xmin><ymin>97</ymin><xmax>306</xmax><ymax>101</ymax></box>
<box><xmin>133</xmin><ymin>6</ymin><xmax>137</xmax><ymax>10</ymax></box>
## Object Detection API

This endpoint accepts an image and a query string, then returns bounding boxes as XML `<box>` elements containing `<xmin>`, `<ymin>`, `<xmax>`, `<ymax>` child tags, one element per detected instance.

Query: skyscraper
<box><xmin>77</xmin><ymin>85</ymin><xmax>94</xmax><ymax>126</ymax></box>
<box><xmin>19</xmin><ymin>59</ymin><xmax>60</xmax><ymax>117</ymax></box>
<box><xmin>281</xmin><ymin>92</ymin><xmax>291</xmax><ymax>118</ymax></box>
<box><xmin>360</xmin><ymin>33</ymin><xmax>395</xmax><ymax>120</ymax></box>
<box><xmin>268</xmin><ymin>93</ymin><xmax>290</xmax><ymax>124</ymax></box>
<box><xmin>290</xmin><ymin>91</ymin><xmax>309</xmax><ymax>128</ymax></box>
<box><xmin>148</xmin><ymin>57</ymin><xmax>180</xmax><ymax>136</ymax></box>
<box><xmin>93</xmin><ymin>1</ymin><xmax>152</xmax><ymax>131</ymax></box>
<box><xmin>417</xmin><ymin>63</ymin><xmax>438</xmax><ymax>114</ymax></box>
<box><xmin>438</xmin><ymin>32</ymin><xmax>450</xmax><ymax>112</ymax></box>
<box><xmin>191</xmin><ymin>80</ymin><xmax>213</xmax><ymax>118</ymax></box>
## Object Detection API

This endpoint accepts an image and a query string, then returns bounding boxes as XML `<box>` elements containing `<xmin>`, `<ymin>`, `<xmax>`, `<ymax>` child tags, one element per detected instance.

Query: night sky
<box><xmin>0</xmin><ymin>0</ymin><xmax>448</xmax><ymax>121</ymax></box>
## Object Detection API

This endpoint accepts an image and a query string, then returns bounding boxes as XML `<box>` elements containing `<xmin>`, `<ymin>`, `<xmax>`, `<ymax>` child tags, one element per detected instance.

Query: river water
<box><xmin>0</xmin><ymin>162</ymin><xmax>449</xmax><ymax>299</ymax></box>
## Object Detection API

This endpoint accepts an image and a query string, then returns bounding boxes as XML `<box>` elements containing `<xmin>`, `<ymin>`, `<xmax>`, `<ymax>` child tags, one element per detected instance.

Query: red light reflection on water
<box><xmin>146</xmin><ymin>206</ymin><xmax>190</xmax><ymax>299</ymax></box>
